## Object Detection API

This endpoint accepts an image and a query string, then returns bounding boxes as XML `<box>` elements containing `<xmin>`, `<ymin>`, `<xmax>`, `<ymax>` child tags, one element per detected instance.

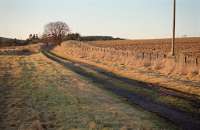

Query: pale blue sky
<box><xmin>0</xmin><ymin>0</ymin><xmax>199</xmax><ymax>39</ymax></box>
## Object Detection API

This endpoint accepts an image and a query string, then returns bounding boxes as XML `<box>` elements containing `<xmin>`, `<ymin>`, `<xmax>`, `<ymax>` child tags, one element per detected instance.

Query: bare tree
<box><xmin>43</xmin><ymin>21</ymin><xmax>70</xmax><ymax>45</ymax></box>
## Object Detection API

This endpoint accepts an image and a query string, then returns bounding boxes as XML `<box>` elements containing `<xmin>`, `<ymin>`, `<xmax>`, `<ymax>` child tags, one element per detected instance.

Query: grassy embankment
<box><xmin>0</xmin><ymin>53</ymin><xmax>177</xmax><ymax>130</ymax></box>
<box><xmin>51</xmin><ymin>43</ymin><xmax>200</xmax><ymax>119</ymax></box>
<box><xmin>52</xmin><ymin>41</ymin><xmax>200</xmax><ymax>97</ymax></box>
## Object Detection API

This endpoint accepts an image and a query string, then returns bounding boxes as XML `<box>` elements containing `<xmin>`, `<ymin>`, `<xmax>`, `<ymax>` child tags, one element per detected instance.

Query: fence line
<box><xmin>65</xmin><ymin>43</ymin><xmax>200</xmax><ymax>67</ymax></box>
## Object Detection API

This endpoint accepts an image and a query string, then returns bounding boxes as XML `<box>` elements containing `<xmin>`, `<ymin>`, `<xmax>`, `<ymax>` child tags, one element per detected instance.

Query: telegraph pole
<box><xmin>171</xmin><ymin>0</ymin><xmax>176</xmax><ymax>56</ymax></box>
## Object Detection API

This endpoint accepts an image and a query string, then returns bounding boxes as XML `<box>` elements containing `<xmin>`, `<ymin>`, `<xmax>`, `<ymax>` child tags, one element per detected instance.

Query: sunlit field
<box><xmin>0</xmin><ymin>36</ymin><xmax>200</xmax><ymax>130</ymax></box>
<box><xmin>1</xmin><ymin>0</ymin><xmax>200</xmax><ymax>130</ymax></box>
<box><xmin>0</xmin><ymin>48</ymin><xmax>179</xmax><ymax>130</ymax></box>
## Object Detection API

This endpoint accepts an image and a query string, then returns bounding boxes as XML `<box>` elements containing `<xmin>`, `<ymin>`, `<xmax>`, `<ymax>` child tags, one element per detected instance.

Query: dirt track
<box><xmin>0</xmin><ymin>53</ymin><xmax>180</xmax><ymax>130</ymax></box>
<box><xmin>43</xmin><ymin>51</ymin><xmax>200</xmax><ymax>130</ymax></box>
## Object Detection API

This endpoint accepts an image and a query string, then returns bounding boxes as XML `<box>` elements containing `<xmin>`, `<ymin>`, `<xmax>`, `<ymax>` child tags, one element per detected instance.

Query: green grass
<box><xmin>48</xmin><ymin>51</ymin><xmax>200</xmax><ymax>117</ymax></box>
<box><xmin>44</xmin><ymin>51</ymin><xmax>200</xmax><ymax>130</ymax></box>
<box><xmin>0</xmin><ymin>54</ymin><xmax>179</xmax><ymax>130</ymax></box>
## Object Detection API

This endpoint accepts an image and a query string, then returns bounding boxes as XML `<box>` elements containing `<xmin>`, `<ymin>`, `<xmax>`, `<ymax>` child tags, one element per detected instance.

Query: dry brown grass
<box><xmin>51</xmin><ymin>40</ymin><xmax>200</xmax><ymax>96</ymax></box>
<box><xmin>0</xmin><ymin>43</ymin><xmax>43</xmax><ymax>55</ymax></box>
<box><xmin>0</xmin><ymin>53</ymin><xmax>177</xmax><ymax>130</ymax></box>
<box><xmin>56</xmin><ymin>40</ymin><xmax>200</xmax><ymax>79</ymax></box>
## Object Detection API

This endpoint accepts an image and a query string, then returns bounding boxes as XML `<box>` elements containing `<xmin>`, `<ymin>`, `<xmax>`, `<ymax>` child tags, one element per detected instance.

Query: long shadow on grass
<box><xmin>0</xmin><ymin>50</ymin><xmax>34</xmax><ymax>56</ymax></box>
<box><xmin>45</xmin><ymin>51</ymin><xmax>200</xmax><ymax>105</ymax></box>
<box><xmin>43</xmin><ymin>51</ymin><xmax>200</xmax><ymax>130</ymax></box>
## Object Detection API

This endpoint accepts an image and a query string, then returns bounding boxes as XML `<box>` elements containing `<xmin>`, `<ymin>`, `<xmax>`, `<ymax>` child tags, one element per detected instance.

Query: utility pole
<box><xmin>171</xmin><ymin>0</ymin><xmax>176</xmax><ymax>56</ymax></box>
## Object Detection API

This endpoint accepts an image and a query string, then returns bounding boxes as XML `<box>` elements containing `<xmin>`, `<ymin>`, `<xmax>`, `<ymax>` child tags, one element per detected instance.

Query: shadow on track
<box><xmin>43</xmin><ymin>51</ymin><xmax>200</xmax><ymax>130</ymax></box>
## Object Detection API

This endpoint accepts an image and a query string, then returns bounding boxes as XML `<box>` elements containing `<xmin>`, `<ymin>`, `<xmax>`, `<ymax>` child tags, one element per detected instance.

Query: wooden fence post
<box><xmin>184</xmin><ymin>56</ymin><xmax>187</xmax><ymax>64</ymax></box>
<box><xmin>142</xmin><ymin>52</ymin><xmax>145</xmax><ymax>60</ymax></box>
<box><xmin>156</xmin><ymin>53</ymin><xmax>159</xmax><ymax>59</ymax></box>
<box><xmin>195</xmin><ymin>57</ymin><xmax>198</xmax><ymax>65</ymax></box>
<box><xmin>150</xmin><ymin>53</ymin><xmax>152</xmax><ymax>61</ymax></box>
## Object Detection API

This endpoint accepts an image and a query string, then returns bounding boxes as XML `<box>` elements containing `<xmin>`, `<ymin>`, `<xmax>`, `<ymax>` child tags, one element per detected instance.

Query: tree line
<box><xmin>41</xmin><ymin>21</ymin><xmax>123</xmax><ymax>45</ymax></box>
<box><xmin>0</xmin><ymin>21</ymin><xmax>123</xmax><ymax>47</ymax></box>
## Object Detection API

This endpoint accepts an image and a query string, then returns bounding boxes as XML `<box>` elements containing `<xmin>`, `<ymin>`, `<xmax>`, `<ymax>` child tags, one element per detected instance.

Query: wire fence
<box><xmin>63</xmin><ymin>42</ymin><xmax>200</xmax><ymax>67</ymax></box>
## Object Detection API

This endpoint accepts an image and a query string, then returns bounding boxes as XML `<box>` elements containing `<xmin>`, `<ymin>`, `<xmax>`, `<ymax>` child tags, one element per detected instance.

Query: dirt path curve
<box><xmin>43</xmin><ymin>51</ymin><xmax>200</xmax><ymax>130</ymax></box>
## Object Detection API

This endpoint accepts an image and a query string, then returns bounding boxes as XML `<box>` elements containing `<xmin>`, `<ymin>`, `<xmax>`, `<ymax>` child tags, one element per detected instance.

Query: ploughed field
<box><xmin>88</xmin><ymin>37</ymin><xmax>200</xmax><ymax>56</ymax></box>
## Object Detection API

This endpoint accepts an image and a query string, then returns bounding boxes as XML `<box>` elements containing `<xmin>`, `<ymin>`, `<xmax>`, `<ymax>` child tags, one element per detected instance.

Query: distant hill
<box><xmin>64</xmin><ymin>33</ymin><xmax>124</xmax><ymax>41</ymax></box>
<box><xmin>0</xmin><ymin>37</ymin><xmax>27</xmax><ymax>47</ymax></box>
<box><xmin>80</xmin><ymin>36</ymin><xmax>123</xmax><ymax>41</ymax></box>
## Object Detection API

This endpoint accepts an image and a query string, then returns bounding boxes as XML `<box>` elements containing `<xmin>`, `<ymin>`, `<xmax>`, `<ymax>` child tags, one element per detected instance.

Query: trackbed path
<box><xmin>0</xmin><ymin>53</ymin><xmax>178</xmax><ymax>130</ymax></box>
<box><xmin>43</xmin><ymin>51</ymin><xmax>200</xmax><ymax>130</ymax></box>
